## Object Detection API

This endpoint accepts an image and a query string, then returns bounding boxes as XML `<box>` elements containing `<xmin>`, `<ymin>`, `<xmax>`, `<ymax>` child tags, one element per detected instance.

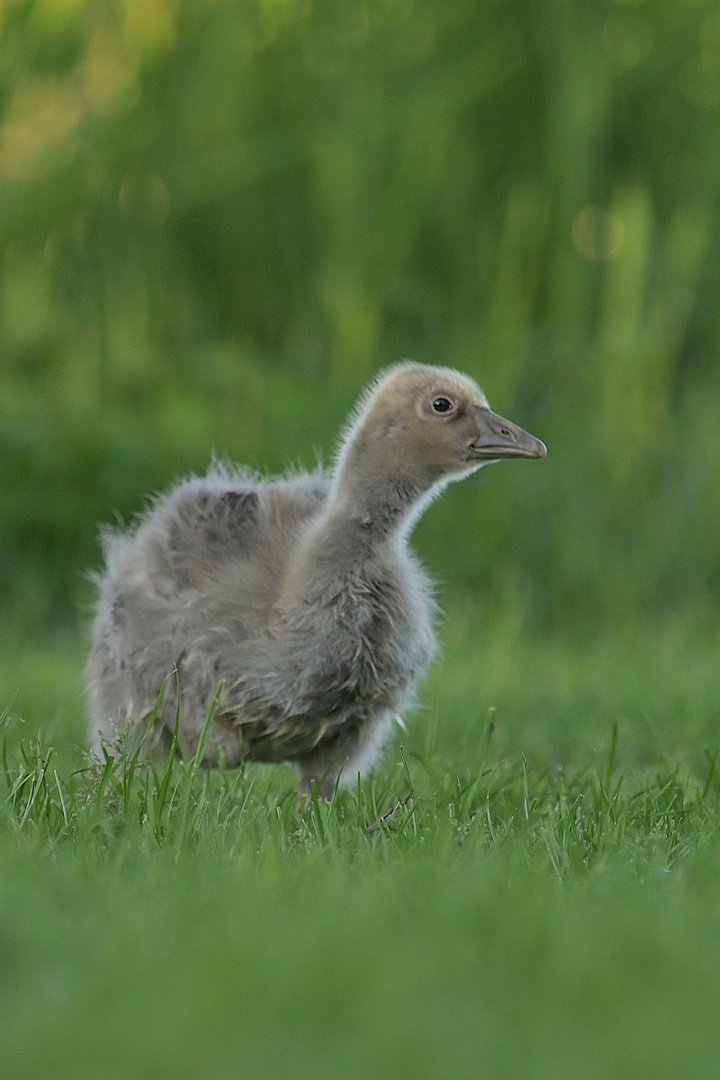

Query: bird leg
<box><xmin>297</xmin><ymin>746</ymin><xmax>349</xmax><ymax>804</ymax></box>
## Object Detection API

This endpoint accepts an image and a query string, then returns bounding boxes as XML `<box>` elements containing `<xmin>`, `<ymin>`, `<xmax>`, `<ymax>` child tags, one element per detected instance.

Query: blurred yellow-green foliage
<box><xmin>2</xmin><ymin>0</ymin><xmax>720</xmax><ymax>638</ymax></box>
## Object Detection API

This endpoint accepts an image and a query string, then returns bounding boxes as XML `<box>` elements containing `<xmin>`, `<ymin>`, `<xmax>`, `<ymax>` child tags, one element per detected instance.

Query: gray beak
<box><xmin>468</xmin><ymin>408</ymin><xmax>547</xmax><ymax>461</ymax></box>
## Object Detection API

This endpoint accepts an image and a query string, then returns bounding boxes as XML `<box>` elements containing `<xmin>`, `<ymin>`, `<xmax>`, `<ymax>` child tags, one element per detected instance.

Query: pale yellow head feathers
<box><xmin>333</xmin><ymin>361</ymin><xmax>545</xmax><ymax>502</ymax></box>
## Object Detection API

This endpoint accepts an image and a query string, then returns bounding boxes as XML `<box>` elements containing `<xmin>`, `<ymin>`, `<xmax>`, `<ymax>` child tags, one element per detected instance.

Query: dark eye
<box><xmin>432</xmin><ymin>397</ymin><xmax>454</xmax><ymax>414</ymax></box>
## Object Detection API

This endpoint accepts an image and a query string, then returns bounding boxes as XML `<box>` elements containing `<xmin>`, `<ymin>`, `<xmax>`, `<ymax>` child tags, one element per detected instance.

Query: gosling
<box><xmin>87</xmin><ymin>361</ymin><xmax>546</xmax><ymax>798</ymax></box>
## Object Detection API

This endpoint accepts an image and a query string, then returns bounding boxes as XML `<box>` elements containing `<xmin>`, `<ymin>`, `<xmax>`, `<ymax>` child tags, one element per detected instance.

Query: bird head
<box><xmin>337</xmin><ymin>362</ymin><xmax>546</xmax><ymax>498</ymax></box>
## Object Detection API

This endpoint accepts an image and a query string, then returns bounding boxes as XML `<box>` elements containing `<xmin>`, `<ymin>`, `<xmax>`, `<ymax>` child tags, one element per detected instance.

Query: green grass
<box><xmin>3</xmin><ymin>609</ymin><xmax>720</xmax><ymax>1079</ymax></box>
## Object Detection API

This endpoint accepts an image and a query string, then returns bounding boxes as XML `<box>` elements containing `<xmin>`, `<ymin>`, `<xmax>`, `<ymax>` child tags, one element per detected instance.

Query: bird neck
<box><xmin>321</xmin><ymin>417</ymin><xmax>443</xmax><ymax>542</ymax></box>
<box><xmin>276</xmin><ymin>441</ymin><xmax>440</xmax><ymax>615</ymax></box>
<box><xmin>327</xmin><ymin>470</ymin><xmax>427</xmax><ymax>545</ymax></box>
<box><xmin>275</xmin><ymin>469</ymin><xmax>435</xmax><ymax>618</ymax></box>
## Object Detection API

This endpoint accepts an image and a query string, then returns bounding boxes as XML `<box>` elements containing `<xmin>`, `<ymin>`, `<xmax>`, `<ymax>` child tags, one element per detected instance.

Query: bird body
<box><xmin>87</xmin><ymin>362</ymin><xmax>546</xmax><ymax>796</ymax></box>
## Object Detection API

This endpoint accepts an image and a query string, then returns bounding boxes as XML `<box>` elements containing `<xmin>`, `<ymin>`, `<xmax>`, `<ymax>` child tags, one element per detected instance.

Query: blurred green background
<box><xmin>2</xmin><ymin>0</ymin><xmax>720</xmax><ymax>715</ymax></box>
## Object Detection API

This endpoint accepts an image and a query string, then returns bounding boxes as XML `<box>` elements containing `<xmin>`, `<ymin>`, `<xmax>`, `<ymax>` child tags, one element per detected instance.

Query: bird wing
<box><xmin>160</xmin><ymin>468</ymin><xmax>331</xmax><ymax>593</ymax></box>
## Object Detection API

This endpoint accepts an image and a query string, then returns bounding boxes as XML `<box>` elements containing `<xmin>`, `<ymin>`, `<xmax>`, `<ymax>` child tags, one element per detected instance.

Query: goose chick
<box><xmin>87</xmin><ymin>361</ymin><xmax>546</xmax><ymax>798</ymax></box>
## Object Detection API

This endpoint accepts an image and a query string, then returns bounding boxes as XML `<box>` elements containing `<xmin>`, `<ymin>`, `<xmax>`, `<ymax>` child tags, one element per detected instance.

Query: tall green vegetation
<box><xmin>1</xmin><ymin>0</ymin><xmax>719</xmax><ymax>637</ymax></box>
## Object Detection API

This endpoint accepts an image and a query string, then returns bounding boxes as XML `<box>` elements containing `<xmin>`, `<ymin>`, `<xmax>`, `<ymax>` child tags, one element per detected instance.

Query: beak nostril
<box><xmin>500</xmin><ymin>427</ymin><xmax>513</xmax><ymax>439</ymax></box>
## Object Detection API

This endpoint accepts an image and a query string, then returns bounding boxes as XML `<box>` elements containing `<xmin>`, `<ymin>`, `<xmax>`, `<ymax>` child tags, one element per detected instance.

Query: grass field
<box><xmin>3</xmin><ymin>608</ymin><xmax>720</xmax><ymax>1080</ymax></box>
